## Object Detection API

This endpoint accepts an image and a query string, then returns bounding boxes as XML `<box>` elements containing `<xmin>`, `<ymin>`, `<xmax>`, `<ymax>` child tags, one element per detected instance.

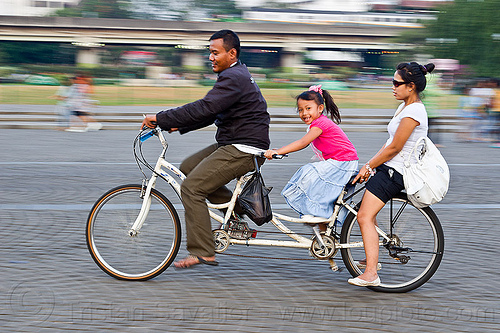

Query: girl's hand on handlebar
<box><xmin>264</xmin><ymin>149</ymin><xmax>279</xmax><ymax>160</ymax></box>
<box><xmin>141</xmin><ymin>115</ymin><xmax>157</xmax><ymax>129</ymax></box>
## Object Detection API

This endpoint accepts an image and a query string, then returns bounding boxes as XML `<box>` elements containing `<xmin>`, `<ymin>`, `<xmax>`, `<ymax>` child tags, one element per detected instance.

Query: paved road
<box><xmin>1</xmin><ymin>128</ymin><xmax>499</xmax><ymax>332</ymax></box>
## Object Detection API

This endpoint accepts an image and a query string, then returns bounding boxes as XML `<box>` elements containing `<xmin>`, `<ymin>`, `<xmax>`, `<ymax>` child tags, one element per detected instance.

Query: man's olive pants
<box><xmin>180</xmin><ymin>143</ymin><xmax>260</xmax><ymax>257</ymax></box>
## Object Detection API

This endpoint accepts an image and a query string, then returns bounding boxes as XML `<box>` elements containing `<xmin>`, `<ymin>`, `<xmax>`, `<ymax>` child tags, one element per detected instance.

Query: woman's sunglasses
<box><xmin>392</xmin><ymin>80</ymin><xmax>409</xmax><ymax>87</ymax></box>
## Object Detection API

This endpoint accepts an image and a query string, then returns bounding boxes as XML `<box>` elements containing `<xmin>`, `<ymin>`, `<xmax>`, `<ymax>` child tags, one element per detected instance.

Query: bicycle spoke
<box><xmin>390</xmin><ymin>198</ymin><xmax>407</xmax><ymax>233</ymax></box>
<box><xmin>341</xmin><ymin>194</ymin><xmax>444</xmax><ymax>292</ymax></box>
<box><xmin>87</xmin><ymin>185</ymin><xmax>181</xmax><ymax>280</ymax></box>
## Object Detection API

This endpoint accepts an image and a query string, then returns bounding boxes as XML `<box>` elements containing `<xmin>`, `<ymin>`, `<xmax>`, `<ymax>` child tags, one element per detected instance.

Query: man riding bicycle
<box><xmin>142</xmin><ymin>29</ymin><xmax>270</xmax><ymax>268</ymax></box>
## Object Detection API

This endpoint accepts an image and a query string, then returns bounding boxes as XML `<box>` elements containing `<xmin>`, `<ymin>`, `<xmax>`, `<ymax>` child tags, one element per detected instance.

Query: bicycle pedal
<box><xmin>228</xmin><ymin>228</ymin><xmax>257</xmax><ymax>240</ymax></box>
<box><xmin>329</xmin><ymin>258</ymin><xmax>340</xmax><ymax>272</ymax></box>
<box><xmin>226</xmin><ymin>219</ymin><xmax>257</xmax><ymax>239</ymax></box>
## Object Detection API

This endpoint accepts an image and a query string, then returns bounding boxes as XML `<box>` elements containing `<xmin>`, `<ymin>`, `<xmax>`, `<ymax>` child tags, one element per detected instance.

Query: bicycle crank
<box><xmin>384</xmin><ymin>234</ymin><xmax>412</xmax><ymax>264</ymax></box>
<box><xmin>310</xmin><ymin>234</ymin><xmax>338</xmax><ymax>260</ymax></box>
<box><xmin>213</xmin><ymin>229</ymin><xmax>230</xmax><ymax>253</ymax></box>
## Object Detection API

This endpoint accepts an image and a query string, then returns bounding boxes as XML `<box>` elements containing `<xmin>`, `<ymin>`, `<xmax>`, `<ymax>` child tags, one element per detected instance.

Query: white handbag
<box><xmin>401</xmin><ymin>137</ymin><xmax>450</xmax><ymax>208</ymax></box>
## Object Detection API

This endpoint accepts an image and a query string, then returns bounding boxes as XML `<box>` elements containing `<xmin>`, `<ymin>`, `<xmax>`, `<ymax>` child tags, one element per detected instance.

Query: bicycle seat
<box><xmin>345</xmin><ymin>173</ymin><xmax>358</xmax><ymax>190</ymax></box>
<box><xmin>299</xmin><ymin>215</ymin><xmax>330</xmax><ymax>223</ymax></box>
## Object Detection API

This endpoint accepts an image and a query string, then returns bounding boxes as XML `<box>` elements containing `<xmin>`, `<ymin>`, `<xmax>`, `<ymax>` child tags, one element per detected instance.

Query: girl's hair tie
<box><xmin>308</xmin><ymin>84</ymin><xmax>323</xmax><ymax>96</ymax></box>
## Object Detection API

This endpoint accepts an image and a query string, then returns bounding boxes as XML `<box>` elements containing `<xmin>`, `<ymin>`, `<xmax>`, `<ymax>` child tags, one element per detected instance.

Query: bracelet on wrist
<box><xmin>365</xmin><ymin>163</ymin><xmax>375</xmax><ymax>176</ymax></box>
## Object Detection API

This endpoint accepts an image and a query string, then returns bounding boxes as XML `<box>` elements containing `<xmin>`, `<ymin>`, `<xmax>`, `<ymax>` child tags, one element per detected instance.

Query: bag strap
<box><xmin>400</xmin><ymin>136</ymin><xmax>427</xmax><ymax>167</ymax></box>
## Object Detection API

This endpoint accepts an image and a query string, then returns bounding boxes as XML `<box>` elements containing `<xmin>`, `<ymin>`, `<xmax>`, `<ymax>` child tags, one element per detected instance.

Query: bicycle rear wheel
<box><xmin>340</xmin><ymin>193</ymin><xmax>444</xmax><ymax>293</ymax></box>
<box><xmin>86</xmin><ymin>184</ymin><xmax>181</xmax><ymax>280</ymax></box>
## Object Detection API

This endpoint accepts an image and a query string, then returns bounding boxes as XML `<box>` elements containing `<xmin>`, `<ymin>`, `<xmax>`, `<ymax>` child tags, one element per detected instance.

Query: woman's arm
<box><xmin>353</xmin><ymin>117</ymin><xmax>419</xmax><ymax>183</ymax></box>
<box><xmin>264</xmin><ymin>127</ymin><xmax>322</xmax><ymax>159</ymax></box>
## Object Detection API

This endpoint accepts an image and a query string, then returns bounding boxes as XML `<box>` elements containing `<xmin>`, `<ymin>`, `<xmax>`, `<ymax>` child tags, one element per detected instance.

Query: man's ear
<box><xmin>229</xmin><ymin>48</ymin><xmax>237</xmax><ymax>60</ymax></box>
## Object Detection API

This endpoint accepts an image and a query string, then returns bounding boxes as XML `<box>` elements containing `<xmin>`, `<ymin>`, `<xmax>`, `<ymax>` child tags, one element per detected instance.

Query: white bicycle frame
<box><xmin>129</xmin><ymin>130</ymin><xmax>391</xmax><ymax>251</ymax></box>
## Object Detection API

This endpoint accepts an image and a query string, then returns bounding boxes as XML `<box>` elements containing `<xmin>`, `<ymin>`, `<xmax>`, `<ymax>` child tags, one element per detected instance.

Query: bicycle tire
<box><xmin>340</xmin><ymin>193</ymin><xmax>444</xmax><ymax>293</ymax></box>
<box><xmin>86</xmin><ymin>184</ymin><xmax>181</xmax><ymax>281</ymax></box>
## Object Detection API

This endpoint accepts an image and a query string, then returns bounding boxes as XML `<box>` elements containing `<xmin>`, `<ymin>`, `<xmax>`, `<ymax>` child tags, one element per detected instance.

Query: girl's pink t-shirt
<box><xmin>309</xmin><ymin>114</ymin><xmax>358</xmax><ymax>161</ymax></box>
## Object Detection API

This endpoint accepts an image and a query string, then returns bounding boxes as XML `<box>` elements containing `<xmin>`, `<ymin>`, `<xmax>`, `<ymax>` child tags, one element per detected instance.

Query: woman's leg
<box><xmin>354</xmin><ymin>190</ymin><xmax>386</xmax><ymax>282</ymax></box>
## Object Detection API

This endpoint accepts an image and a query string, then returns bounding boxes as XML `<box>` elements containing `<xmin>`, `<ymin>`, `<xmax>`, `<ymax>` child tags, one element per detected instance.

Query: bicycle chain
<box><xmin>217</xmin><ymin>225</ymin><xmax>341</xmax><ymax>261</ymax></box>
<box><xmin>218</xmin><ymin>251</ymin><xmax>318</xmax><ymax>261</ymax></box>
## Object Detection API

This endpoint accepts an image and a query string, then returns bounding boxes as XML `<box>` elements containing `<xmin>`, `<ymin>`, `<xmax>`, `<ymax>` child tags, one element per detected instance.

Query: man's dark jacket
<box><xmin>156</xmin><ymin>61</ymin><xmax>270</xmax><ymax>150</ymax></box>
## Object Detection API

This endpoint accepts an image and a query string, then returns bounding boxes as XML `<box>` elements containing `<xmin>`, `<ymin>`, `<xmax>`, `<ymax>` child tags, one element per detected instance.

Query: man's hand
<box><xmin>264</xmin><ymin>149</ymin><xmax>279</xmax><ymax>160</ymax></box>
<box><xmin>141</xmin><ymin>115</ymin><xmax>157</xmax><ymax>129</ymax></box>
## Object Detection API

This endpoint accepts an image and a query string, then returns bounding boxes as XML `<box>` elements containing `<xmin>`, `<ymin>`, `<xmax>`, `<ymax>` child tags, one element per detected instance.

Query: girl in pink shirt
<box><xmin>265</xmin><ymin>85</ymin><xmax>358</xmax><ymax>219</ymax></box>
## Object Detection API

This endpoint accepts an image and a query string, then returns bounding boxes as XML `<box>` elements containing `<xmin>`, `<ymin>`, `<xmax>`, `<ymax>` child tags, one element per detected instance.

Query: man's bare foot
<box><xmin>174</xmin><ymin>255</ymin><xmax>218</xmax><ymax>268</ymax></box>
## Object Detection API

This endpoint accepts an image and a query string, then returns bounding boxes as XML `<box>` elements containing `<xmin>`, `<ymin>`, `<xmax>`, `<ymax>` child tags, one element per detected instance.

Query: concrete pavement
<box><xmin>1</xmin><ymin>129</ymin><xmax>499</xmax><ymax>332</ymax></box>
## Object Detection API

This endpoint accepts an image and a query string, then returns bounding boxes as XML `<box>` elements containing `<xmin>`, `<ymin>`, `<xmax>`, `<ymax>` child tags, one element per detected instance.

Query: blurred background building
<box><xmin>0</xmin><ymin>0</ymin><xmax>80</xmax><ymax>16</ymax></box>
<box><xmin>0</xmin><ymin>0</ymin><xmax>453</xmax><ymax>18</ymax></box>
<box><xmin>0</xmin><ymin>0</ymin><xmax>497</xmax><ymax>92</ymax></box>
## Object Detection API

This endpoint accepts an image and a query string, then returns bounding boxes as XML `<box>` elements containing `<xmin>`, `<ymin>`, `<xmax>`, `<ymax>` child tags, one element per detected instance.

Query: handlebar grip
<box><xmin>140</xmin><ymin>129</ymin><xmax>157</xmax><ymax>142</ymax></box>
<box><xmin>259</xmin><ymin>152</ymin><xmax>288</xmax><ymax>159</ymax></box>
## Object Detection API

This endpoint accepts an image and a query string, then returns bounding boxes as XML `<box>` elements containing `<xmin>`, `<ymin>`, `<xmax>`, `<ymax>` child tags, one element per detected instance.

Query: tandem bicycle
<box><xmin>86</xmin><ymin>127</ymin><xmax>444</xmax><ymax>293</ymax></box>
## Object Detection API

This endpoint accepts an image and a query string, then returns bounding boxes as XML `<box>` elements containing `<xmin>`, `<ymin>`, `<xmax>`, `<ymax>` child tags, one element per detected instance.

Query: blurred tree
<box><xmin>53</xmin><ymin>0</ymin><xmax>133</xmax><ymax>19</ymax></box>
<box><xmin>191</xmin><ymin>0</ymin><xmax>242</xmax><ymax>17</ymax></box>
<box><xmin>128</xmin><ymin>0</ymin><xmax>183</xmax><ymax>20</ymax></box>
<box><xmin>100</xmin><ymin>46</ymin><xmax>130</xmax><ymax>66</ymax></box>
<box><xmin>424</xmin><ymin>0</ymin><xmax>500</xmax><ymax>77</ymax></box>
<box><xmin>0</xmin><ymin>42</ymin><xmax>75</xmax><ymax>65</ymax></box>
<box><xmin>0</xmin><ymin>49</ymin><xmax>6</xmax><ymax>65</ymax></box>
<box><xmin>127</xmin><ymin>0</ymin><xmax>241</xmax><ymax>20</ymax></box>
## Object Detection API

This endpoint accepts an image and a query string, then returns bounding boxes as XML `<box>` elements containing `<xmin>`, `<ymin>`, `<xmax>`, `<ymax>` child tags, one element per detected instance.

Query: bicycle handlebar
<box><xmin>139</xmin><ymin>129</ymin><xmax>288</xmax><ymax>160</ymax></box>
<box><xmin>260</xmin><ymin>152</ymin><xmax>287</xmax><ymax>159</ymax></box>
<box><xmin>139</xmin><ymin>128</ymin><xmax>158</xmax><ymax>142</ymax></box>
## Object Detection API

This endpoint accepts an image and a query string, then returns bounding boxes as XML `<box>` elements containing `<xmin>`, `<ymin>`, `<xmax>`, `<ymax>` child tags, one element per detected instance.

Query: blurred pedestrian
<box><xmin>424</xmin><ymin>80</ymin><xmax>445</xmax><ymax>147</ymax></box>
<box><xmin>469</xmin><ymin>80</ymin><xmax>495</xmax><ymax>141</ymax></box>
<box><xmin>489</xmin><ymin>79</ymin><xmax>500</xmax><ymax>148</ymax></box>
<box><xmin>65</xmin><ymin>75</ymin><xmax>102</xmax><ymax>132</ymax></box>
<box><xmin>456</xmin><ymin>86</ymin><xmax>480</xmax><ymax>142</ymax></box>
<box><xmin>49</xmin><ymin>76</ymin><xmax>71</xmax><ymax>130</ymax></box>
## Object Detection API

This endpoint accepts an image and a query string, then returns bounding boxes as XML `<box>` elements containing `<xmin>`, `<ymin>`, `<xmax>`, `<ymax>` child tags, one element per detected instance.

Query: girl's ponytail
<box><xmin>322</xmin><ymin>90</ymin><xmax>341</xmax><ymax>124</ymax></box>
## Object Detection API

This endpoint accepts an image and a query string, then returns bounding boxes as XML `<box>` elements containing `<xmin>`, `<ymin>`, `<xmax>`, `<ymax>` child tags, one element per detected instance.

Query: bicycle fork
<box><xmin>128</xmin><ymin>177</ymin><xmax>157</xmax><ymax>236</ymax></box>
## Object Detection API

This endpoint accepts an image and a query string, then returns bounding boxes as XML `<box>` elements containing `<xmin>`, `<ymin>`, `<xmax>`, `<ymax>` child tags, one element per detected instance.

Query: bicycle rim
<box><xmin>341</xmin><ymin>194</ymin><xmax>444</xmax><ymax>292</ymax></box>
<box><xmin>86</xmin><ymin>185</ymin><xmax>181</xmax><ymax>280</ymax></box>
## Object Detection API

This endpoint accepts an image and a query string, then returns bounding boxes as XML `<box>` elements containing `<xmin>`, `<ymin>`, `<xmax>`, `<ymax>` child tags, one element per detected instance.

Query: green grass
<box><xmin>0</xmin><ymin>84</ymin><xmax>460</xmax><ymax>109</ymax></box>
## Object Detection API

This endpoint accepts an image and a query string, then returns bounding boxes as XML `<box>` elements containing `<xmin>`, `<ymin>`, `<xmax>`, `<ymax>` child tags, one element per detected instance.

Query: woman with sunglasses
<box><xmin>348</xmin><ymin>62</ymin><xmax>435</xmax><ymax>287</ymax></box>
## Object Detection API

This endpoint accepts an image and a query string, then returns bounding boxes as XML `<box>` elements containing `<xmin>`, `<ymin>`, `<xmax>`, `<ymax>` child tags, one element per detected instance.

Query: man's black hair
<box><xmin>209</xmin><ymin>29</ymin><xmax>240</xmax><ymax>59</ymax></box>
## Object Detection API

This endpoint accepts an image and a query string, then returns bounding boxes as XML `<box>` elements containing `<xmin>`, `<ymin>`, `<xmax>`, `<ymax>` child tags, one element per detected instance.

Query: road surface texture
<box><xmin>1</xmin><ymin>128</ymin><xmax>498</xmax><ymax>332</ymax></box>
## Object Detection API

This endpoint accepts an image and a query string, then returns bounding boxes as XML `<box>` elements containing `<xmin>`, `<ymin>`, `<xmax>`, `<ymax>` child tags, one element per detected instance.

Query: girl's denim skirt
<box><xmin>281</xmin><ymin>159</ymin><xmax>358</xmax><ymax>219</ymax></box>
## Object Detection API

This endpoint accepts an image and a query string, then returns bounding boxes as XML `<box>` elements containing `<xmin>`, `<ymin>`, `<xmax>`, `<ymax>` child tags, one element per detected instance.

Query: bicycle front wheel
<box><xmin>86</xmin><ymin>184</ymin><xmax>181</xmax><ymax>280</ymax></box>
<box><xmin>340</xmin><ymin>193</ymin><xmax>444</xmax><ymax>293</ymax></box>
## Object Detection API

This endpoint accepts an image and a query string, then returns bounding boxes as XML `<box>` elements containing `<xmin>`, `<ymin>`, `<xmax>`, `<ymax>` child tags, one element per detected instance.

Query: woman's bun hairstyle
<box><xmin>397</xmin><ymin>62</ymin><xmax>435</xmax><ymax>92</ymax></box>
<box><xmin>420</xmin><ymin>63</ymin><xmax>435</xmax><ymax>75</ymax></box>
